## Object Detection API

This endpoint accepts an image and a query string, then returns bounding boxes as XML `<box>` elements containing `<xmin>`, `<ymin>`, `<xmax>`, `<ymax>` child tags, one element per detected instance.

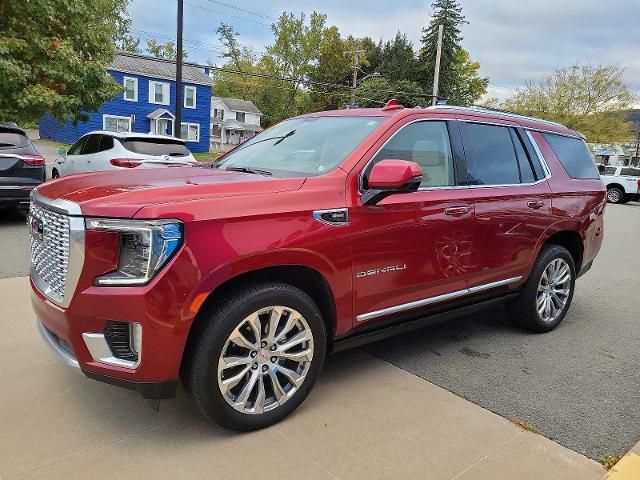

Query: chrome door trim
<box><xmin>356</xmin><ymin>276</ymin><xmax>522</xmax><ymax>322</ymax></box>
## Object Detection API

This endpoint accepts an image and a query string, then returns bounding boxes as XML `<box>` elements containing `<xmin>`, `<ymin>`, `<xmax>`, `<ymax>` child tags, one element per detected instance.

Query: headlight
<box><xmin>86</xmin><ymin>218</ymin><xmax>183</xmax><ymax>286</ymax></box>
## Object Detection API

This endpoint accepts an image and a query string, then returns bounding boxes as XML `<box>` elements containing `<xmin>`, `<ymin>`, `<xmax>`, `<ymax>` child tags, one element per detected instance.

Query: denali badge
<box><xmin>357</xmin><ymin>264</ymin><xmax>406</xmax><ymax>278</ymax></box>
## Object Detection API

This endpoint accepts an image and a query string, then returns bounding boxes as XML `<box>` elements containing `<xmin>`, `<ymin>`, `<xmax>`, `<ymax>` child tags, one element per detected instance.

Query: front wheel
<box><xmin>607</xmin><ymin>187</ymin><xmax>624</xmax><ymax>204</ymax></box>
<box><xmin>184</xmin><ymin>282</ymin><xmax>326</xmax><ymax>431</ymax></box>
<box><xmin>508</xmin><ymin>244</ymin><xmax>576</xmax><ymax>333</ymax></box>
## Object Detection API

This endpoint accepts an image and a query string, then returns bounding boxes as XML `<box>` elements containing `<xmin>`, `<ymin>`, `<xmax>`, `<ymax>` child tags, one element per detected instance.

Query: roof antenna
<box><xmin>382</xmin><ymin>99</ymin><xmax>404</xmax><ymax>111</ymax></box>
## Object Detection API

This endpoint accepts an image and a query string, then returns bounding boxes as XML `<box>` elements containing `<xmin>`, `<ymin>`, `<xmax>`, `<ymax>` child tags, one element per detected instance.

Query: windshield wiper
<box><xmin>225</xmin><ymin>166</ymin><xmax>273</xmax><ymax>176</ymax></box>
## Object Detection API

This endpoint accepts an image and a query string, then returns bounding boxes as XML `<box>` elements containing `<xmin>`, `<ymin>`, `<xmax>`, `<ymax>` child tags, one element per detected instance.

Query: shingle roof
<box><xmin>110</xmin><ymin>52</ymin><xmax>212</xmax><ymax>86</ymax></box>
<box><xmin>215</xmin><ymin>97</ymin><xmax>262</xmax><ymax>115</ymax></box>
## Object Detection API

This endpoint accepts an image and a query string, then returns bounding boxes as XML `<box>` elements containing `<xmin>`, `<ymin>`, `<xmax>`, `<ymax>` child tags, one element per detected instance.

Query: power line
<box><xmin>203</xmin><ymin>0</ymin><xmax>275</xmax><ymax>21</ymax></box>
<box><xmin>183</xmin><ymin>1</ymin><xmax>271</xmax><ymax>27</ymax></box>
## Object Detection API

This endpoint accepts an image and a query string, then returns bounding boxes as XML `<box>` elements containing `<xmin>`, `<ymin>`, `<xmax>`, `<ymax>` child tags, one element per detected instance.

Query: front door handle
<box><xmin>444</xmin><ymin>206</ymin><xmax>471</xmax><ymax>216</ymax></box>
<box><xmin>527</xmin><ymin>200</ymin><xmax>545</xmax><ymax>209</ymax></box>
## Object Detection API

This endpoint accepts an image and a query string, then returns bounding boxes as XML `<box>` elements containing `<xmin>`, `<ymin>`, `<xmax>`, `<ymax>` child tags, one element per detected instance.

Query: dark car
<box><xmin>0</xmin><ymin>123</ymin><xmax>46</xmax><ymax>210</ymax></box>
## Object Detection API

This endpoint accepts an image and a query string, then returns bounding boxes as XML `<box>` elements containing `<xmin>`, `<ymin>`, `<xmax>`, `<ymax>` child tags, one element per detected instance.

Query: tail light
<box><xmin>637</xmin><ymin>179</ymin><xmax>640</xmax><ymax>190</ymax></box>
<box><xmin>19</xmin><ymin>154</ymin><xmax>45</xmax><ymax>167</ymax></box>
<box><xmin>110</xmin><ymin>158</ymin><xmax>140</xmax><ymax>168</ymax></box>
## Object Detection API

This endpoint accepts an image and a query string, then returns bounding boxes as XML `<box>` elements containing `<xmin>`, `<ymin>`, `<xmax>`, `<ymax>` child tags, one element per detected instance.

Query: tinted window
<box><xmin>0</xmin><ymin>131</ymin><xmax>28</xmax><ymax>149</ymax></box>
<box><xmin>121</xmin><ymin>138</ymin><xmax>190</xmax><ymax>157</ymax></box>
<box><xmin>620</xmin><ymin>168</ymin><xmax>640</xmax><ymax>177</ymax></box>
<box><xmin>543</xmin><ymin>133</ymin><xmax>599</xmax><ymax>179</ymax></box>
<box><xmin>370</xmin><ymin>121</ymin><xmax>455</xmax><ymax>188</ymax></box>
<box><xmin>461</xmin><ymin>123</ymin><xmax>520</xmax><ymax>185</ymax></box>
<box><xmin>99</xmin><ymin>135</ymin><xmax>114</xmax><ymax>152</ymax></box>
<box><xmin>67</xmin><ymin>136</ymin><xmax>87</xmax><ymax>155</ymax></box>
<box><xmin>520</xmin><ymin>131</ymin><xmax>546</xmax><ymax>179</ymax></box>
<box><xmin>510</xmin><ymin>129</ymin><xmax>535</xmax><ymax>183</ymax></box>
<box><xmin>81</xmin><ymin>135</ymin><xmax>101</xmax><ymax>155</ymax></box>
<box><xmin>604</xmin><ymin>166</ymin><xmax>617</xmax><ymax>175</ymax></box>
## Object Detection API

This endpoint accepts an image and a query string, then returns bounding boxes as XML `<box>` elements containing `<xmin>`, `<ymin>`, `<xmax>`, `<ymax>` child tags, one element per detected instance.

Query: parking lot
<box><xmin>0</xmin><ymin>200</ymin><xmax>637</xmax><ymax>472</ymax></box>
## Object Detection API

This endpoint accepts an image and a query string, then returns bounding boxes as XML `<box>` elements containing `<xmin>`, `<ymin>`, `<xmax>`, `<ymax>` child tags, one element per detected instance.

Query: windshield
<box><xmin>215</xmin><ymin>116</ymin><xmax>383</xmax><ymax>177</ymax></box>
<box><xmin>120</xmin><ymin>138</ymin><xmax>191</xmax><ymax>157</ymax></box>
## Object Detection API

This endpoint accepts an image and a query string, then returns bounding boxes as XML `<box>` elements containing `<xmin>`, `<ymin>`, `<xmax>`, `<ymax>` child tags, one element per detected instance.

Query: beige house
<box><xmin>210</xmin><ymin>97</ymin><xmax>263</xmax><ymax>151</ymax></box>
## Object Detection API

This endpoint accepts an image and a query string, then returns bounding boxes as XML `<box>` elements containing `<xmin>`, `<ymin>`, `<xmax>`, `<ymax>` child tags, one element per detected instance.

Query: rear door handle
<box><xmin>527</xmin><ymin>200</ymin><xmax>545</xmax><ymax>209</ymax></box>
<box><xmin>444</xmin><ymin>206</ymin><xmax>471</xmax><ymax>216</ymax></box>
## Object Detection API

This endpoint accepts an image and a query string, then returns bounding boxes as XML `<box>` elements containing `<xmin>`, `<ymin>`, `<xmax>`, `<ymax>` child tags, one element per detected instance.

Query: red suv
<box><xmin>30</xmin><ymin>103</ymin><xmax>605</xmax><ymax>430</ymax></box>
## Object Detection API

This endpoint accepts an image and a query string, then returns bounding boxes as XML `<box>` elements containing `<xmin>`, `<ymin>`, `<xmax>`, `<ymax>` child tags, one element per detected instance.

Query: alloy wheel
<box><xmin>217</xmin><ymin>306</ymin><xmax>314</xmax><ymax>414</ymax></box>
<box><xmin>607</xmin><ymin>189</ymin><xmax>622</xmax><ymax>203</ymax></box>
<box><xmin>536</xmin><ymin>258</ymin><xmax>572</xmax><ymax>323</ymax></box>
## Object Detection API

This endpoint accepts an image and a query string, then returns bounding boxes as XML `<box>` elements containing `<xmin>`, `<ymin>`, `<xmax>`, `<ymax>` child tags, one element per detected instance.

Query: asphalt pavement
<box><xmin>1</xmin><ymin>188</ymin><xmax>637</xmax><ymax>461</ymax></box>
<box><xmin>366</xmin><ymin>202</ymin><xmax>640</xmax><ymax>460</ymax></box>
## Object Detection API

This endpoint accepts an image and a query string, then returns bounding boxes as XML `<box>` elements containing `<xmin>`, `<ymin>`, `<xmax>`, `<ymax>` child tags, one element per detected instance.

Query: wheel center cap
<box><xmin>257</xmin><ymin>350</ymin><xmax>269</xmax><ymax>363</ymax></box>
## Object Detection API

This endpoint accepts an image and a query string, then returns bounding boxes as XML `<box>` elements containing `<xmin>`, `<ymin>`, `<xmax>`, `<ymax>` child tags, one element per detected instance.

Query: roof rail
<box><xmin>426</xmin><ymin>104</ymin><xmax>566</xmax><ymax>129</ymax></box>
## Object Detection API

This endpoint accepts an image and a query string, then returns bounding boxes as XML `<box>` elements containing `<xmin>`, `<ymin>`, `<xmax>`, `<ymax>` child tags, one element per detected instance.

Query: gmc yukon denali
<box><xmin>30</xmin><ymin>103</ymin><xmax>606</xmax><ymax>430</ymax></box>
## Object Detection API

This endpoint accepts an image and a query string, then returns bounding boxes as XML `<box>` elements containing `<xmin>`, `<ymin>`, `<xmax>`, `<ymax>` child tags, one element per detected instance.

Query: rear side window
<box><xmin>99</xmin><ymin>135</ymin><xmax>114</xmax><ymax>151</ymax></box>
<box><xmin>0</xmin><ymin>130</ymin><xmax>28</xmax><ymax>149</ymax></box>
<box><xmin>120</xmin><ymin>138</ymin><xmax>190</xmax><ymax>157</ymax></box>
<box><xmin>604</xmin><ymin>166</ymin><xmax>617</xmax><ymax>175</ymax></box>
<box><xmin>460</xmin><ymin>123</ymin><xmax>520</xmax><ymax>185</ymax></box>
<box><xmin>620</xmin><ymin>168</ymin><xmax>640</xmax><ymax>177</ymax></box>
<box><xmin>543</xmin><ymin>133</ymin><xmax>599</xmax><ymax>179</ymax></box>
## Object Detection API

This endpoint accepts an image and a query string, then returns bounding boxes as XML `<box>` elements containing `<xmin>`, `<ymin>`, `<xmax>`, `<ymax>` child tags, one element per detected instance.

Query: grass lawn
<box><xmin>193</xmin><ymin>151</ymin><xmax>222</xmax><ymax>163</ymax></box>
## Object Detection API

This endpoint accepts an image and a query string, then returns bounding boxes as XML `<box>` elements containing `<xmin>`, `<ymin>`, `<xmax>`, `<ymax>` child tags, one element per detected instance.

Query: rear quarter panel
<box><xmin>531</xmin><ymin>131</ymin><xmax>606</xmax><ymax>270</ymax></box>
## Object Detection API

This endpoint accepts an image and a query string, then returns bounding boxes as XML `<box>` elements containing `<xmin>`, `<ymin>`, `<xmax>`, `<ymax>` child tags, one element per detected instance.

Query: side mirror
<box><xmin>57</xmin><ymin>147</ymin><xmax>67</xmax><ymax>156</ymax></box>
<box><xmin>363</xmin><ymin>159</ymin><xmax>422</xmax><ymax>205</ymax></box>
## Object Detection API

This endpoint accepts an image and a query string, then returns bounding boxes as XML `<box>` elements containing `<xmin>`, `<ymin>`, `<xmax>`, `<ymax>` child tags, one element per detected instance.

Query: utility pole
<box><xmin>344</xmin><ymin>48</ymin><xmax>365</xmax><ymax>107</ymax></box>
<box><xmin>431</xmin><ymin>24</ymin><xmax>444</xmax><ymax>106</ymax></box>
<box><xmin>175</xmin><ymin>0</ymin><xmax>184</xmax><ymax>138</ymax></box>
<box><xmin>634</xmin><ymin>129</ymin><xmax>640</xmax><ymax>167</ymax></box>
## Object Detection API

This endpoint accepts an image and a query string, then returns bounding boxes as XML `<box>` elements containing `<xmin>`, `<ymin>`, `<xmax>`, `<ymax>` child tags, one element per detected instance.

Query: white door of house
<box><xmin>153</xmin><ymin>118</ymin><xmax>174</xmax><ymax>137</ymax></box>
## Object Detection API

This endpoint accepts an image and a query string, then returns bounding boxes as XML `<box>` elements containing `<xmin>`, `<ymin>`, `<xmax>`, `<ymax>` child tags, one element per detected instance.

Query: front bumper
<box><xmin>36</xmin><ymin>318</ymin><xmax>177</xmax><ymax>399</ymax></box>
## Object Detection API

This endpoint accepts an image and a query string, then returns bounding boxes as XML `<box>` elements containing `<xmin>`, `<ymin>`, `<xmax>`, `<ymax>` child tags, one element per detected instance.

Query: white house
<box><xmin>210</xmin><ymin>97</ymin><xmax>263</xmax><ymax>151</ymax></box>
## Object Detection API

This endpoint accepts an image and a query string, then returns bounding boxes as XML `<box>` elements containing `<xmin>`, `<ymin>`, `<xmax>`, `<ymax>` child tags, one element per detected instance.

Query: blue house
<box><xmin>40</xmin><ymin>52</ymin><xmax>212</xmax><ymax>153</ymax></box>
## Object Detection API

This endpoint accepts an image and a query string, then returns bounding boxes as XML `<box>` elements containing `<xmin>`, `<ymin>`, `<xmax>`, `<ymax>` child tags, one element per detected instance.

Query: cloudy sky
<box><xmin>128</xmin><ymin>0</ymin><xmax>640</xmax><ymax>101</ymax></box>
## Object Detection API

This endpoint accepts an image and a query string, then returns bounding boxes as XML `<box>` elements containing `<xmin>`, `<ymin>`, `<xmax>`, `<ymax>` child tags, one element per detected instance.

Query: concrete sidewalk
<box><xmin>0</xmin><ymin>276</ymin><xmax>605</xmax><ymax>480</ymax></box>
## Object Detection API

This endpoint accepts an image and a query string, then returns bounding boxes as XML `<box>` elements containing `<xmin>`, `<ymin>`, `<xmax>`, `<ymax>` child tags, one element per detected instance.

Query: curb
<box><xmin>603</xmin><ymin>440</ymin><xmax>640</xmax><ymax>479</ymax></box>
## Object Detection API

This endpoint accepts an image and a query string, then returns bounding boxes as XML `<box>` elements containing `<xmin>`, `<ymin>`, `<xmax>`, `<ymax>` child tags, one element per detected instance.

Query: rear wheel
<box><xmin>508</xmin><ymin>244</ymin><xmax>575</xmax><ymax>332</ymax></box>
<box><xmin>184</xmin><ymin>282</ymin><xmax>326</xmax><ymax>431</ymax></box>
<box><xmin>607</xmin><ymin>187</ymin><xmax>624</xmax><ymax>204</ymax></box>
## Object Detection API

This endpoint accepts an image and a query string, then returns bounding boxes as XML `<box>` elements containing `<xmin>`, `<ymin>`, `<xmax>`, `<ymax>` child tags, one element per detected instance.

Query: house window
<box><xmin>184</xmin><ymin>86</ymin><xmax>196</xmax><ymax>109</ymax></box>
<box><xmin>236</xmin><ymin>112</ymin><xmax>246</xmax><ymax>122</ymax></box>
<box><xmin>103</xmin><ymin>115</ymin><xmax>132</xmax><ymax>133</ymax></box>
<box><xmin>149</xmin><ymin>81</ymin><xmax>170</xmax><ymax>105</ymax></box>
<box><xmin>123</xmin><ymin>77</ymin><xmax>138</xmax><ymax>101</ymax></box>
<box><xmin>212</xmin><ymin>125</ymin><xmax>221</xmax><ymax>137</ymax></box>
<box><xmin>181</xmin><ymin>123</ymin><xmax>200</xmax><ymax>142</ymax></box>
<box><xmin>214</xmin><ymin>108</ymin><xmax>224</xmax><ymax>120</ymax></box>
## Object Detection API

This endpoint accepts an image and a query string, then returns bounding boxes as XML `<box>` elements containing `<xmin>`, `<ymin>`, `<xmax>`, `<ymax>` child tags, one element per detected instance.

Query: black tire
<box><xmin>508</xmin><ymin>244</ymin><xmax>576</xmax><ymax>333</ymax></box>
<box><xmin>607</xmin><ymin>187</ymin><xmax>624</xmax><ymax>204</ymax></box>
<box><xmin>51</xmin><ymin>169</ymin><xmax>60</xmax><ymax>179</ymax></box>
<box><xmin>184</xmin><ymin>282</ymin><xmax>326</xmax><ymax>431</ymax></box>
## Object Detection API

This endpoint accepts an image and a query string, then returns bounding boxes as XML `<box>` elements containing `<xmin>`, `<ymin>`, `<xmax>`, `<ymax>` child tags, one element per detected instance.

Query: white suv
<box><xmin>598</xmin><ymin>165</ymin><xmax>640</xmax><ymax>203</ymax></box>
<box><xmin>51</xmin><ymin>131</ymin><xmax>197</xmax><ymax>178</ymax></box>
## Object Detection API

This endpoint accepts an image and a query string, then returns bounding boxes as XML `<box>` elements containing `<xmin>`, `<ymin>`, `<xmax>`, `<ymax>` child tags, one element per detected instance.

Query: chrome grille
<box><xmin>29</xmin><ymin>202</ymin><xmax>70</xmax><ymax>303</ymax></box>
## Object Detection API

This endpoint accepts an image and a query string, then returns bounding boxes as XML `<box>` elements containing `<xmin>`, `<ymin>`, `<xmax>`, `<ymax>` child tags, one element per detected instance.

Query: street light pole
<box><xmin>175</xmin><ymin>0</ymin><xmax>184</xmax><ymax>138</ymax></box>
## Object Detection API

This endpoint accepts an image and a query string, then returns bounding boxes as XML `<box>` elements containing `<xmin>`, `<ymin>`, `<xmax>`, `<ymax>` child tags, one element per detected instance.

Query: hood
<box><xmin>36</xmin><ymin>166</ymin><xmax>306</xmax><ymax>218</ymax></box>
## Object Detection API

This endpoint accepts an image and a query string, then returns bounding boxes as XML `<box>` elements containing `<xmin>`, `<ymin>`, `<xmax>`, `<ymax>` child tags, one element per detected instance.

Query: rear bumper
<box><xmin>0</xmin><ymin>185</ymin><xmax>36</xmax><ymax>205</ymax></box>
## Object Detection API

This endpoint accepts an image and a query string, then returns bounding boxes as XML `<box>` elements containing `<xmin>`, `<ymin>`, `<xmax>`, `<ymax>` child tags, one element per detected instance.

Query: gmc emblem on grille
<box><xmin>30</xmin><ymin>216</ymin><xmax>45</xmax><ymax>242</ymax></box>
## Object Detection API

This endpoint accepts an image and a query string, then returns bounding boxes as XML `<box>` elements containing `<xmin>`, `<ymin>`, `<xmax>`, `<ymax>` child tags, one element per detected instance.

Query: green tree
<box><xmin>357</xmin><ymin>77</ymin><xmax>425</xmax><ymax>108</ymax></box>
<box><xmin>503</xmin><ymin>64</ymin><xmax>636</xmax><ymax>142</ymax></box>
<box><xmin>418</xmin><ymin>0</ymin><xmax>488</xmax><ymax>105</ymax></box>
<box><xmin>378</xmin><ymin>32</ymin><xmax>419</xmax><ymax>84</ymax></box>
<box><xmin>0</xmin><ymin>0</ymin><xmax>129</xmax><ymax>123</ymax></box>
<box><xmin>146</xmin><ymin>39</ymin><xmax>188</xmax><ymax>60</ymax></box>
